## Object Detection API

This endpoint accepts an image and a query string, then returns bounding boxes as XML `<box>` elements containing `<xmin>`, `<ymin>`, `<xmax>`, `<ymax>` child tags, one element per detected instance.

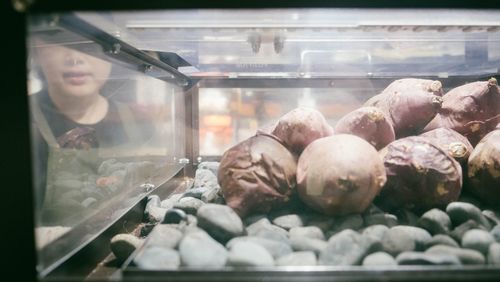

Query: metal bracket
<box><xmin>55</xmin><ymin>13</ymin><xmax>194</xmax><ymax>89</ymax></box>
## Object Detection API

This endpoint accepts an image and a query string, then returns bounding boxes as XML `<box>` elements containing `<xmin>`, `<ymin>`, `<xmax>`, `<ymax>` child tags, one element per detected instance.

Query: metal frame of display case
<box><xmin>54</xmin><ymin>14</ymin><xmax>193</xmax><ymax>89</ymax></box>
<box><xmin>122</xmin><ymin>266</ymin><xmax>500</xmax><ymax>282</ymax></box>
<box><xmin>5</xmin><ymin>1</ymin><xmax>500</xmax><ymax>282</ymax></box>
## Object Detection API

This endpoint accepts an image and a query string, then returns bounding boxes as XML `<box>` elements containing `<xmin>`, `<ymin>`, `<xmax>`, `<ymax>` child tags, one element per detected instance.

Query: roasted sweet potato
<box><xmin>297</xmin><ymin>134</ymin><xmax>386</xmax><ymax>216</ymax></box>
<box><xmin>423</xmin><ymin>78</ymin><xmax>500</xmax><ymax>146</ymax></box>
<box><xmin>218</xmin><ymin>134</ymin><xmax>297</xmax><ymax>217</ymax></box>
<box><xmin>365</xmin><ymin>78</ymin><xmax>443</xmax><ymax>137</ymax></box>
<box><xmin>467</xmin><ymin>128</ymin><xmax>500</xmax><ymax>206</ymax></box>
<box><xmin>376</xmin><ymin>136</ymin><xmax>462</xmax><ymax>212</ymax></box>
<box><xmin>271</xmin><ymin>107</ymin><xmax>334</xmax><ymax>154</ymax></box>
<box><xmin>419</xmin><ymin>128</ymin><xmax>473</xmax><ymax>165</ymax></box>
<box><xmin>334</xmin><ymin>106</ymin><xmax>395</xmax><ymax>150</ymax></box>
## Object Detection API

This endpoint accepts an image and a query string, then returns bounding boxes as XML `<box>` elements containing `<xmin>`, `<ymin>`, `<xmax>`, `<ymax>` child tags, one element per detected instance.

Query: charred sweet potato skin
<box><xmin>218</xmin><ymin>134</ymin><xmax>297</xmax><ymax>217</ymax></box>
<box><xmin>467</xmin><ymin>129</ymin><xmax>500</xmax><ymax>205</ymax></box>
<box><xmin>376</xmin><ymin>136</ymin><xmax>462</xmax><ymax>212</ymax></box>
<box><xmin>334</xmin><ymin>107</ymin><xmax>395</xmax><ymax>150</ymax></box>
<box><xmin>365</xmin><ymin>78</ymin><xmax>443</xmax><ymax>138</ymax></box>
<box><xmin>272</xmin><ymin>107</ymin><xmax>334</xmax><ymax>154</ymax></box>
<box><xmin>423</xmin><ymin>78</ymin><xmax>500</xmax><ymax>146</ymax></box>
<box><xmin>297</xmin><ymin>134</ymin><xmax>386</xmax><ymax>216</ymax></box>
<box><xmin>420</xmin><ymin>128</ymin><xmax>473</xmax><ymax>165</ymax></box>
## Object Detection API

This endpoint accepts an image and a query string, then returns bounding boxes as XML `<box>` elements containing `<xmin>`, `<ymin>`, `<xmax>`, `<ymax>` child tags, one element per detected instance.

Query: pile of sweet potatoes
<box><xmin>217</xmin><ymin>77</ymin><xmax>500</xmax><ymax>217</ymax></box>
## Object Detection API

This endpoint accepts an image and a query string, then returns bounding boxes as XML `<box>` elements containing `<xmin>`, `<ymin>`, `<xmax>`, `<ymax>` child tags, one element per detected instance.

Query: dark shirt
<box><xmin>30</xmin><ymin>90</ymin><xmax>154</xmax><ymax>212</ymax></box>
<box><xmin>35</xmin><ymin>90</ymin><xmax>132</xmax><ymax>148</ymax></box>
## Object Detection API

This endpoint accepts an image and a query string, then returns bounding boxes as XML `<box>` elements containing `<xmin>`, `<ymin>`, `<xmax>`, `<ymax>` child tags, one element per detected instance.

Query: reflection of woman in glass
<box><xmin>31</xmin><ymin>34</ymin><xmax>151</xmax><ymax>226</ymax></box>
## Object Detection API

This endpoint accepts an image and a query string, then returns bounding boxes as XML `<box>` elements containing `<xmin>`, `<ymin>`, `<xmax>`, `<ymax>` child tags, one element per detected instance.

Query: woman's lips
<box><xmin>63</xmin><ymin>71</ymin><xmax>91</xmax><ymax>85</ymax></box>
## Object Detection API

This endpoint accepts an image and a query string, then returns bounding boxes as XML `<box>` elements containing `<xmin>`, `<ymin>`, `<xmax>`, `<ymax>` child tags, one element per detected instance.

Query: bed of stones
<box><xmin>110</xmin><ymin>162</ymin><xmax>500</xmax><ymax>271</ymax></box>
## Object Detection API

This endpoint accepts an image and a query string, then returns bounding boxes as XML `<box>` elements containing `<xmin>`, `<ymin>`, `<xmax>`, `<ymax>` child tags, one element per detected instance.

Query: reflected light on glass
<box><xmin>298</xmin><ymin>89</ymin><xmax>316</xmax><ymax>108</ymax></box>
<box><xmin>200</xmin><ymin>89</ymin><xmax>229</xmax><ymax>112</ymax></box>
<box><xmin>29</xmin><ymin>74</ymin><xmax>43</xmax><ymax>95</ymax></box>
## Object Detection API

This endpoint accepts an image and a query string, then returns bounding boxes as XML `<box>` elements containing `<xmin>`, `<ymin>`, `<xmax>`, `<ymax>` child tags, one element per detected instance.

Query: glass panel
<box><xmin>76</xmin><ymin>9</ymin><xmax>500</xmax><ymax>78</ymax></box>
<box><xmin>27</xmin><ymin>14</ymin><xmax>185</xmax><ymax>274</ymax></box>
<box><xmin>199</xmin><ymin>83</ymin><xmax>376</xmax><ymax>156</ymax></box>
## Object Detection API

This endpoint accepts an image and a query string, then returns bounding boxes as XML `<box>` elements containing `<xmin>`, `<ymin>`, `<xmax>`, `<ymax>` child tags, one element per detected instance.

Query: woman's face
<box><xmin>35</xmin><ymin>40</ymin><xmax>112</xmax><ymax>98</ymax></box>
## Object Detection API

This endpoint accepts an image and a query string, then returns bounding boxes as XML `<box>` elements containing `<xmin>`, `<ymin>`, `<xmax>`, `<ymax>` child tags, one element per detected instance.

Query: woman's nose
<box><xmin>63</xmin><ymin>51</ymin><xmax>85</xmax><ymax>67</ymax></box>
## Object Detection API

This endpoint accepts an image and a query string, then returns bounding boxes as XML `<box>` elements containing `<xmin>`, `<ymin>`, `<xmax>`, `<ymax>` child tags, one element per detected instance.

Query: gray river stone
<box><xmin>182</xmin><ymin>187</ymin><xmax>210</xmax><ymax>200</ymax></box>
<box><xmin>307</xmin><ymin>214</ymin><xmax>335</xmax><ymax>232</ymax></box>
<box><xmin>290</xmin><ymin>236</ymin><xmax>328</xmax><ymax>255</ymax></box>
<box><xmin>198</xmin><ymin>162</ymin><xmax>220</xmax><ymax>176</ymax></box>
<box><xmin>490</xmin><ymin>225</ymin><xmax>500</xmax><ymax>242</ymax></box>
<box><xmin>483</xmin><ymin>210</ymin><xmax>500</xmax><ymax>227</ymax></box>
<box><xmin>446</xmin><ymin>202</ymin><xmax>491</xmax><ymax>230</ymax></box>
<box><xmin>395</xmin><ymin>209</ymin><xmax>419</xmax><ymax>226</ymax></box>
<box><xmin>146</xmin><ymin>225</ymin><xmax>183</xmax><ymax>249</ymax></box>
<box><xmin>98</xmin><ymin>158</ymin><xmax>126</xmax><ymax>175</ymax></box>
<box><xmin>425</xmin><ymin>244</ymin><xmax>485</xmax><ymax>265</ymax></box>
<box><xmin>272</xmin><ymin>214</ymin><xmax>305</xmax><ymax>230</ymax></box>
<box><xmin>227</xmin><ymin>241</ymin><xmax>274</xmax><ymax>266</ymax></box>
<box><xmin>331</xmin><ymin>214</ymin><xmax>364</xmax><ymax>232</ymax></box>
<box><xmin>193</xmin><ymin>168</ymin><xmax>219</xmax><ymax>190</ymax></box>
<box><xmin>362</xmin><ymin>252</ymin><xmax>397</xmax><ymax>266</ymax></box>
<box><xmin>226</xmin><ymin>236</ymin><xmax>292</xmax><ymax>259</ymax></box>
<box><xmin>462</xmin><ymin>229</ymin><xmax>495</xmax><ymax>255</ymax></box>
<box><xmin>319</xmin><ymin>229</ymin><xmax>376</xmax><ymax>266</ymax></box>
<box><xmin>246</xmin><ymin>218</ymin><xmax>289</xmax><ymax>239</ymax></box>
<box><xmin>450</xmin><ymin>219</ymin><xmax>482</xmax><ymax>242</ymax></box>
<box><xmin>146</xmin><ymin>195</ymin><xmax>161</xmax><ymax>209</ymax></box>
<box><xmin>186</xmin><ymin>214</ymin><xmax>198</xmax><ymax>227</ymax></box>
<box><xmin>425</xmin><ymin>234</ymin><xmax>459</xmax><ymax>249</ymax></box>
<box><xmin>276</xmin><ymin>251</ymin><xmax>317</xmax><ymax>266</ymax></box>
<box><xmin>140</xmin><ymin>223</ymin><xmax>156</xmax><ymax>237</ymax></box>
<box><xmin>133</xmin><ymin>246</ymin><xmax>180</xmax><ymax>270</ymax></box>
<box><xmin>457</xmin><ymin>194</ymin><xmax>483</xmax><ymax>208</ymax></box>
<box><xmin>361</xmin><ymin>225</ymin><xmax>389</xmax><ymax>241</ymax></box>
<box><xmin>201</xmin><ymin>187</ymin><xmax>224</xmax><ymax>204</ymax></box>
<box><xmin>145</xmin><ymin>206</ymin><xmax>168</xmax><ymax>224</ymax></box>
<box><xmin>390</xmin><ymin>226</ymin><xmax>431</xmax><ymax>251</ymax></box>
<box><xmin>197</xmin><ymin>204</ymin><xmax>245</xmax><ymax>243</ymax></box>
<box><xmin>174</xmin><ymin>197</ymin><xmax>205</xmax><ymax>215</ymax></box>
<box><xmin>290</xmin><ymin>226</ymin><xmax>325</xmax><ymax>241</ymax></box>
<box><xmin>253</xmin><ymin>228</ymin><xmax>289</xmax><ymax>243</ymax></box>
<box><xmin>364</xmin><ymin>213</ymin><xmax>398</xmax><ymax>228</ymax></box>
<box><xmin>161</xmin><ymin>193</ymin><xmax>183</xmax><ymax>210</ymax></box>
<box><xmin>162</xmin><ymin>208</ymin><xmax>187</xmax><ymax>224</ymax></box>
<box><xmin>488</xmin><ymin>243</ymin><xmax>500</xmax><ymax>265</ymax></box>
<box><xmin>363</xmin><ymin>204</ymin><xmax>384</xmax><ymax>216</ymax></box>
<box><xmin>363</xmin><ymin>233</ymin><xmax>384</xmax><ymax>253</ymax></box>
<box><xmin>243</xmin><ymin>214</ymin><xmax>268</xmax><ymax>226</ymax></box>
<box><xmin>178</xmin><ymin>230</ymin><xmax>228</xmax><ymax>268</ymax></box>
<box><xmin>110</xmin><ymin>233</ymin><xmax>144</xmax><ymax>262</ymax></box>
<box><xmin>396</xmin><ymin>251</ymin><xmax>461</xmax><ymax>265</ymax></box>
<box><xmin>381</xmin><ymin>227</ymin><xmax>416</xmax><ymax>256</ymax></box>
<box><xmin>81</xmin><ymin>197</ymin><xmax>98</xmax><ymax>208</ymax></box>
<box><xmin>417</xmin><ymin>209</ymin><xmax>452</xmax><ymax>235</ymax></box>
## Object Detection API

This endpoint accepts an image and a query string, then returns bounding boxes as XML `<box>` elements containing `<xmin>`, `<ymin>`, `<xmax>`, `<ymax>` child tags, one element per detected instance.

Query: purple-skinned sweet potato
<box><xmin>365</xmin><ymin>78</ymin><xmax>443</xmax><ymax>137</ymax></box>
<box><xmin>423</xmin><ymin>78</ymin><xmax>500</xmax><ymax>146</ymax></box>
<box><xmin>218</xmin><ymin>134</ymin><xmax>297</xmax><ymax>217</ymax></box>
<box><xmin>271</xmin><ymin>107</ymin><xmax>334</xmax><ymax>155</ymax></box>
<box><xmin>376</xmin><ymin>136</ymin><xmax>462</xmax><ymax>212</ymax></box>
<box><xmin>467</xmin><ymin>128</ymin><xmax>500</xmax><ymax>206</ymax></box>
<box><xmin>297</xmin><ymin>134</ymin><xmax>386</xmax><ymax>216</ymax></box>
<box><xmin>334</xmin><ymin>106</ymin><xmax>395</xmax><ymax>150</ymax></box>
<box><xmin>419</xmin><ymin>128</ymin><xmax>473</xmax><ymax>165</ymax></box>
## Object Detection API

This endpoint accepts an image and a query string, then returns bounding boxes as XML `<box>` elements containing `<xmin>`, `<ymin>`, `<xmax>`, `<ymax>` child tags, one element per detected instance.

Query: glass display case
<box><xmin>14</xmin><ymin>3</ymin><xmax>500</xmax><ymax>282</ymax></box>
